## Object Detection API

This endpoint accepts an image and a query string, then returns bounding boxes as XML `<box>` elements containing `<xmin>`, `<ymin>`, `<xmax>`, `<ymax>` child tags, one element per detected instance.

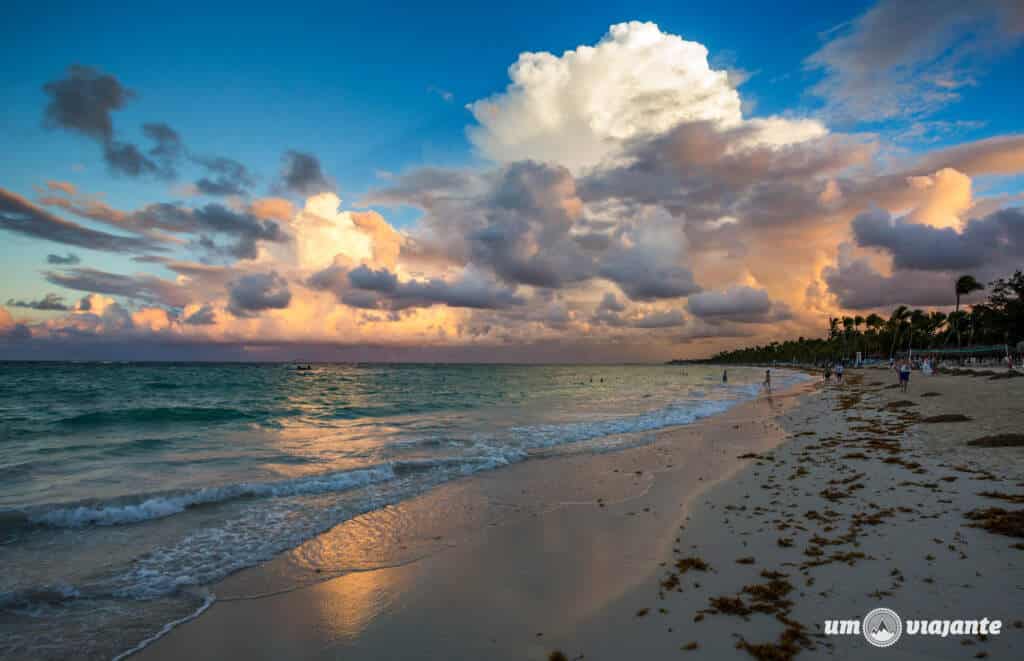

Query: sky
<box><xmin>1</xmin><ymin>0</ymin><xmax>1023</xmax><ymax>362</ymax></box>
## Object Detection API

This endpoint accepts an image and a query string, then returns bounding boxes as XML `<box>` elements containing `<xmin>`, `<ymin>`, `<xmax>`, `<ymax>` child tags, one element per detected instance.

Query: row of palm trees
<box><xmin>708</xmin><ymin>271</ymin><xmax>1023</xmax><ymax>365</ymax></box>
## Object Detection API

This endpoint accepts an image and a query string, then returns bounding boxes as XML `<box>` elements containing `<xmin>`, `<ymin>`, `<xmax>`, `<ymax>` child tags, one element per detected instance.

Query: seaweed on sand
<box><xmin>964</xmin><ymin>508</ymin><xmax>1024</xmax><ymax>538</ymax></box>
<box><xmin>920</xmin><ymin>414</ymin><xmax>972</xmax><ymax>423</ymax></box>
<box><xmin>978</xmin><ymin>491</ymin><xmax>1024</xmax><ymax>504</ymax></box>
<box><xmin>735</xmin><ymin>615</ymin><xmax>812</xmax><ymax>661</ymax></box>
<box><xmin>676</xmin><ymin>556</ymin><xmax>710</xmax><ymax>573</ymax></box>
<box><xmin>967</xmin><ymin>434</ymin><xmax>1024</xmax><ymax>447</ymax></box>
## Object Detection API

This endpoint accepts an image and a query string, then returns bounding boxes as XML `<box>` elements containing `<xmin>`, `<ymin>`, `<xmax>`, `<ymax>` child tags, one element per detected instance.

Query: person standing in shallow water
<box><xmin>763</xmin><ymin>369</ymin><xmax>772</xmax><ymax>393</ymax></box>
<box><xmin>722</xmin><ymin>369</ymin><xmax>728</xmax><ymax>384</ymax></box>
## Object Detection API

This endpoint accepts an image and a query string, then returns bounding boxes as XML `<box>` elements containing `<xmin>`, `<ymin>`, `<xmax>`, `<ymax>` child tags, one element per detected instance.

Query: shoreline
<box><xmin>134</xmin><ymin>381</ymin><xmax>815</xmax><ymax>660</ymax></box>
<box><xmin>137</xmin><ymin>370</ymin><xmax>1023</xmax><ymax>659</ymax></box>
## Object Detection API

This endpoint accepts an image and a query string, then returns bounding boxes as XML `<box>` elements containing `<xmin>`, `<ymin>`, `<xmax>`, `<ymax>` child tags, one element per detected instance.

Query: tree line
<box><xmin>705</xmin><ymin>270</ymin><xmax>1024</xmax><ymax>365</ymax></box>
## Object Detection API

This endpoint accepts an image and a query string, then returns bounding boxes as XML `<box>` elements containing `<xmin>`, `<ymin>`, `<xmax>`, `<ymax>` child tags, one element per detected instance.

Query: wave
<box><xmin>6</xmin><ymin>370</ymin><xmax>813</xmax><ymax>536</ymax></box>
<box><xmin>58</xmin><ymin>406</ymin><xmax>260</xmax><ymax>427</ymax></box>
<box><xmin>0</xmin><ymin>583</ymin><xmax>81</xmax><ymax>610</ymax></box>
<box><xmin>17</xmin><ymin>465</ymin><xmax>397</xmax><ymax>530</ymax></box>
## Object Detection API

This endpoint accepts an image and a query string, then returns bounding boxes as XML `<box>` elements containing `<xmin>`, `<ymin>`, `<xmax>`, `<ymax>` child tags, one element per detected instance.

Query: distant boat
<box><xmin>295</xmin><ymin>364</ymin><xmax>313</xmax><ymax>371</ymax></box>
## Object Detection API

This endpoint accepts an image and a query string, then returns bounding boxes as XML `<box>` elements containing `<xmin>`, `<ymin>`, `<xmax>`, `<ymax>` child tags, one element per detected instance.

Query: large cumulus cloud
<box><xmin>468</xmin><ymin>21</ymin><xmax>826</xmax><ymax>173</ymax></box>
<box><xmin>10</xmin><ymin>19</ymin><xmax>1024</xmax><ymax>362</ymax></box>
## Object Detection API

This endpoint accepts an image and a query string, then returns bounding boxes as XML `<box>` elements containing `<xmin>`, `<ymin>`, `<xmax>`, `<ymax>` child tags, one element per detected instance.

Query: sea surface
<box><xmin>0</xmin><ymin>362</ymin><xmax>807</xmax><ymax>659</ymax></box>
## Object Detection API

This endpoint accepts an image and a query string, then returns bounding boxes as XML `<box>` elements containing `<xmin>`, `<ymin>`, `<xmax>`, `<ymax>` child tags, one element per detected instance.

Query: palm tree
<box><xmin>908</xmin><ymin>309</ymin><xmax>927</xmax><ymax>356</ymax></box>
<box><xmin>888</xmin><ymin>305</ymin><xmax>910</xmax><ymax>359</ymax></box>
<box><xmin>865</xmin><ymin>313</ymin><xmax>884</xmax><ymax>356</ymax></box>
<box><xmin>954</xmin><ymin>275</ymin><xmax>984</xmax><ymax>348</ymax></box>
<box><xmin>841</xmin><ymin>316</ymin><xmax>854</xmax><ymax>359</ymax></box>
<box><xmin>853</xmin><ymin>315</ymin><xmax>865</xmax><ymax>357</ymax></box>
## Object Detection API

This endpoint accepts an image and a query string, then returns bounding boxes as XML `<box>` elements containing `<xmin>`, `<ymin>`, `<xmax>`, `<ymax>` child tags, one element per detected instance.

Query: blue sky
<box><xmin>0</xmin><ymin>0</ymin><xmax>877</xmax><ymax>199</ymax></box>
<box><xmin>1</xmin><ymin>1</ymin><xmax>1022</xmax><ymax>360</ymax></box>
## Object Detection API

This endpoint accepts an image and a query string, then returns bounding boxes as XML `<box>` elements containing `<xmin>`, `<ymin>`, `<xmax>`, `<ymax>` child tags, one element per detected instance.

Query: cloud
<box><xmin>822</xmin><ymin>244</ymin><xmax>966</xmax><ymax>309</ymax></box>
<box><xmin>36</xmin><ymin>188</ymin><xmax>290</xmax><ymax>259</ymax></box>
<box><xmin>187</xmin><ymin>204</ymin><xmax>289</xmax><ymax>259</ymax></box>
<box><xmin>46</xmin><ymin>253</ymin><xmax>80</xmax><ymax>265</ymax></box>
<box><xmin>193</xmin><ymin>155</ymin><xmax>255</xmax><ymax>196</ymax></box>
<box><xmin>228</xmin><ymin>272</ymin><xmax>292</xmax><ymax>317</ymax></box>
<box><xmin>913</xmin><ymin>134</ymin><xmax>1024</xmax><ymax>176</ymax></box>
<box><xmin>141</xmin><ymin>122</ymin><xmax>184</xmax><ymax>177</ymax></box>
<box><xmin>42</xmin><ymin>66</ymin><xmax>186</xmax><ymax>178</ymax></box>
<box><xmin>250</xmin><ymin>197</ymin><xmax>295</xmax><ymax>222</ymax></box>
<box><xmin>0</xmin><ymin>187</ymin><xmax>163</xmax><ymax>253</ymax></box>
<box><xmin>687</xmin><ymin>286</ymin><xmax>792</xmax><ymax>323</ymax></box>
<box><xmin>44</xmin><ymin>267</ymin><xmax>191</xmax><ymax>307</ymax></box>
<box><xmin>599</xmin><ymin>253</ymin><xmax>699</xmax><ymax>300</ymax></box>
<box><xmin>467</xmin><ymin>21</ymin><xmax>827</xmax><ymax>173</ymax></box>
<box><xmin>629</xmin><ymin>309</ymin><xmax>686</xmax><ymax>328</ymax></box>
<box><xmin>34</xmin><ymin>188</ymin><xmax>289</xmax><ymax>259</ymax></box>
<box><xmin>806</xmin><ymin>0</ymin><xmax>1024</xmax><ymax>122</ymax></box>
<box><xmin>851</xmin><ymin>206</ymin><xmax>1024</xmax><ymax>271</ymax></box>
<box><xmin>183</xmin><ymin>304</ymin><xmax>217</xmax><ymax>325</ymax></box>
<box><xmin>427</xmin><ymin>85</ymin><xmax>454</xmax><ymax>102</ymax></box>
<box><xmin>6</xmin><ymin>293</ymin><xmax>70</xmax><ymax>311</ymax></box>
<box><xmin>13</xmin><ymin>22</ymin><xmax>1024</xmax><ymax>361</ymax></box>
<box><xmin>468</xmin><ymin>21</ymin><xmax>743</xmax><ymax>172</ymax></box>
<box><xmin>46</xmin><ymin>181</ymin><xmax>77</xmax><ymax>196</ymax></box>
<box><xmin>42</xmin><ymin>65</ymin><xmax>133</xmax><ymax>141</ymax></box>
<box><xmin>102</xmin><ymin>140</ymin><xmax>161</xmax><ymax>177</ymax></box>
<box><xmin>280</xmin><ymin>151</ymin><xmax>333</xmax><ymax>195</ymax></box>
<box><xmin>580</xmin><ymin>120</ymin><xmax>871</xmax><ymax>229</ymax></box>
<box><xmin>309</xmin><ymin>263</ymin><xmax>525</xmax><ymax>311</ymax></box>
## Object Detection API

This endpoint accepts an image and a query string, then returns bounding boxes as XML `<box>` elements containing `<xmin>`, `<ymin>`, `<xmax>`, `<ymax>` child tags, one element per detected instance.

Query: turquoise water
<box><xmin>0</xmin><ymin>363</ymin><xmax>806</xmax><ymax>659</ymax></box>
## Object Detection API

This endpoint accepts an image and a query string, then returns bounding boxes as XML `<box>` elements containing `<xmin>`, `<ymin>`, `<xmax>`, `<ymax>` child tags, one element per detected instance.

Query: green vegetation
<box><xmin>705</xmin><ymin>271</ymin><xmax>1024</xmax><ymax>365</ymax></box>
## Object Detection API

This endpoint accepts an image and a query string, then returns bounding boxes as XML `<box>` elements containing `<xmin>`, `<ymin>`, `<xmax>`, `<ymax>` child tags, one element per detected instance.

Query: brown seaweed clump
<box><xmin>676</xmin><ymin>556</ymin><xmax>710</xmax><ymax>573</ymax></box>
<box><xmin>967</xmin><ymin>434</ymin><xmax>1024</xmax><ymax>447</ymax></box>
<box><xmin>964</xmin><ymin>507</ymin><xmax>1024</xmax><ymax>537</ymax></box>
<box><xmin>978</xmin><ymin>491</ymin><xmax>1024</xmax><ymax>504</ymax></box>
<box><xmin>735</xmin><ymin>615</ymin><xmax>812</xmax><ymax>661</ymax></box>
<box><xmin>920</xmin><ymin>414</ymin><xmax>972</xmax><ymax>423</ymax></box>
<box><xmin>708</xmin><ymin>595</ymin><xmax>752</xmax><ymax>617</ymax></box>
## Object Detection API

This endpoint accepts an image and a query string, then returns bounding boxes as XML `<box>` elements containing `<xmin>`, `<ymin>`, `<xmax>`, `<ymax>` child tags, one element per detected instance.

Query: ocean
<box><xmin>0</xmin><ymin>362</ymin><xmax>807</xmax><ymax>659</ymax></box>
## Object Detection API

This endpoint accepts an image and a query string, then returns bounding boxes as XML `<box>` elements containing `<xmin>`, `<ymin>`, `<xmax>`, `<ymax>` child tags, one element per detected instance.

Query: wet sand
<box><xmin>135</xmin><ymin>371</ymin><xmax>1023</xmax><ymax>660</ymax></box>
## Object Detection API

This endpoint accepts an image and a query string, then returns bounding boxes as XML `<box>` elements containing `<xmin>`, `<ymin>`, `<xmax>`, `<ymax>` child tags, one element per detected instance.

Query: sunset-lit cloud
<box><xmin>2</xmin><ymin>14</ymin><xmax>1023</xmax><ymax>361</ymax></box>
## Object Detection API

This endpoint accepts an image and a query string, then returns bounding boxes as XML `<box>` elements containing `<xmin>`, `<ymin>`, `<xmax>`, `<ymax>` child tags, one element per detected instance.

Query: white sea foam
<box><xmin>29</xmin><ymin>465</ymin><xmax>397</xmax><ymax>529</ymax></box>
<box><xmin>111</xmin><ymin>591</ymin><xmax>216</xmax><ymax>661</ymax></box>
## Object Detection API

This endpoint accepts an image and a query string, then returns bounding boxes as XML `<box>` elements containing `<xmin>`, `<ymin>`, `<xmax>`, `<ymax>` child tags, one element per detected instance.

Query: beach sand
<box><xmin>135</xmin><ymin>371</ymin><xmax>1023</xmax><ymax>660</ymax></box>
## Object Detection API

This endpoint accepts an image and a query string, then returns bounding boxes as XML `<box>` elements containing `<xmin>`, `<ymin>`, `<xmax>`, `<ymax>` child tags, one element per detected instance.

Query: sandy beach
<box><xmin>131</xmin><ymin>369</ymin><xmax>1023</xmax><ymax>660</ymax></box>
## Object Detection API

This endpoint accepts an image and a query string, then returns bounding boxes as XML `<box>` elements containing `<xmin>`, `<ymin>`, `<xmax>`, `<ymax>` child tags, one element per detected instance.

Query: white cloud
<box><xmin>467</xmin><ymin>21</ymin><xmax>825</xmax><ymax>173</ymax></box>
<box><xmin>290</xmin><ymin>193</ymin><xmax>374</xmax><ymax>271</ymax></box>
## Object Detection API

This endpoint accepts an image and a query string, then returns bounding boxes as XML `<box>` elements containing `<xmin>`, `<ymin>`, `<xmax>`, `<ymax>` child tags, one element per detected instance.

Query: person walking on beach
<box><xmin>823</xmin><ymin>364</ymin><xmax>831</xmax><ymax>383</ymax></box>
<box><xmin>763</xmin><ymin>369</ymin><xmax>772</xmax><ymax>393</ymax></box>
<box><xmin>835</xmin><ymin>363</ymin><xmax>844</xmax><ymax>385</ymax></box>
<box><xmin>722</xmin><ymin>369</ymin><xmax>728</xmax><ymax>384</ymax></box>
<box><xmin>898</xmin><ymin>361</ymin><xmax>911</xmax><ymax>393</ymax></box>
